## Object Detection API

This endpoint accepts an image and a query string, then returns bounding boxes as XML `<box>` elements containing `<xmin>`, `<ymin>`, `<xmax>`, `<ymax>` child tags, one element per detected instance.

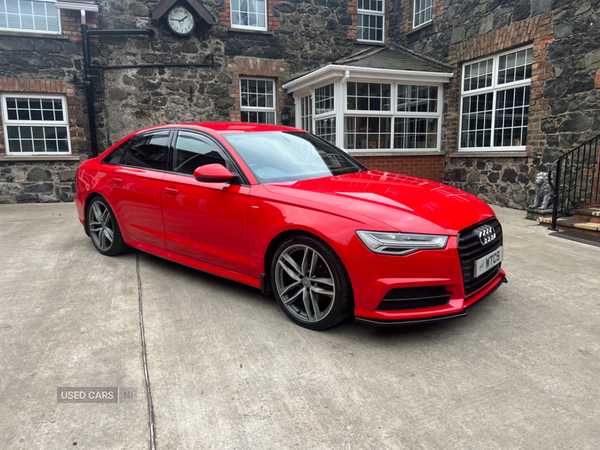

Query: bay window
<box><xmin>460</xmin><ymin>47</ymin><xmax>532</xmax><ymax>151</ymax></box>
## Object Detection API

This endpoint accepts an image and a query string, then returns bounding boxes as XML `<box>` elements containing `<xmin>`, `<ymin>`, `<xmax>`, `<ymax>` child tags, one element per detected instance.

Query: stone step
<box><xmin>572</xmin><ymin>206</ymin><xmax>600</xmax><ymax>223</ymax></box>
<box><xmin>538</xmin><ymin>216</ymin><xmax>600</xmax><ymax>237</ymax></box>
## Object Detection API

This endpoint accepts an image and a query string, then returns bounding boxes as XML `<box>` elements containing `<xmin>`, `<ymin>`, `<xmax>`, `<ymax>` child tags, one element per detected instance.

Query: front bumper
<box><xmin>355</xmin><ymin>272</ymin><xmax>507</xmax><ymax>326</ymax></box>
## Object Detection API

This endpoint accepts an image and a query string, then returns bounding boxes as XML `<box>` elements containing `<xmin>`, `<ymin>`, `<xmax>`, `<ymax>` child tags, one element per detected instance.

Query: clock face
<box><xmin>167</xmin><ymin>6</ymin><xmax>195</xmax><ymax>36</ymax></box>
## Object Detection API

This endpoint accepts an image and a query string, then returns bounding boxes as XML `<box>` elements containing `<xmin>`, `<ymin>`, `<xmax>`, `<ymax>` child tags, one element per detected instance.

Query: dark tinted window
<box><xmin>102</xmin><ymin>140</ymin><xmax>130</xmax><ymax>165</ymax></box>
<box><xmin>126</xmin><ymin>131</ymin><xmax>170</xmax><ymax>170</ymax></box>
<box><xmin>173</xmin><ymin>131</ymin><xmax>227</xmax><ymax>175</ymax></box>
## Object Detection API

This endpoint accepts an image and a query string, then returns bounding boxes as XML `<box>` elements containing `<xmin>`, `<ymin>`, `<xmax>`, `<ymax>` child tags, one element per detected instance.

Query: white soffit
<box><xmin>282</xmin><ymin>64</ymin><xmax>453</xmax><ymax>93</ymax></box>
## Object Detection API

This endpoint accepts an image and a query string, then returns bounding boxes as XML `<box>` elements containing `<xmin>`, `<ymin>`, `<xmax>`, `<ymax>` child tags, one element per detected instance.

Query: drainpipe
<box><xmin>80</xmin><ymin>22</ymin><xmax>155</xmax><ymax>157</ymax></box>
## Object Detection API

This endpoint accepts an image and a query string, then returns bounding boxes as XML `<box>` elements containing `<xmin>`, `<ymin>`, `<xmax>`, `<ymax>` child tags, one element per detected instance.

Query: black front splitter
<box><xmin>355</xmin><ymin>275</ymin><xmax>507</xmax><ymax>327</ymax></box>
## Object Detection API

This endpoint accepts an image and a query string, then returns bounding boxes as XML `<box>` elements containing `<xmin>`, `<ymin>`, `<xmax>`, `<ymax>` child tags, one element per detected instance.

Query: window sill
<box><xmin>355</xmin><ymin>40</ymin><xmax>386</xmax><ymax>47</ymax></box>
<box><xmin>227</xmin><ymin>28</ymin><xmax>273</xmax><ymax>36</ymax></box>
<box><xmin>349</xmin><ymin>151</ymin><xmax>442</xmax><ymax>157</ymax></box>
<box><xmin>0</xmin><ymin>30</ymin><xmax>68</xmax><ymax>39</ymax></box>
<box><xmin>0</xmin><ymin>155</ymin><xmax>80</xmax><ymax>162</ymax></box>
<box><xmin>448</xmin><ymin>151</ymin><xmax>529</xmax><ymax>158</ymax></box>
<box><xmin>406</xmin><ymin>21</ymin><xmax>433</xmax><ymax>36</ymax></box>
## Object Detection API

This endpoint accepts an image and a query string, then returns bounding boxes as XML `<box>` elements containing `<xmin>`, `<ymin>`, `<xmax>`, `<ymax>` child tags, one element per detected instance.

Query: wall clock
<box><xmin>167</xmin><ymin>5</ymin><xmax>195</xmax><ymax>36</ymax></box>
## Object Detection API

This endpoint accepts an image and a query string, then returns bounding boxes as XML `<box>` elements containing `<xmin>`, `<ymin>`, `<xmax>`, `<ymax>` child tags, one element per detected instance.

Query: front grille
<box><xmin>377</xmin><ymin>286</ymin><xmax>451</xmax><ymax>311</ymax></box>
<box><xmin>457</xmin><ymin>217</ymin><xmax>503</xmax><ymax>296</ymax></box>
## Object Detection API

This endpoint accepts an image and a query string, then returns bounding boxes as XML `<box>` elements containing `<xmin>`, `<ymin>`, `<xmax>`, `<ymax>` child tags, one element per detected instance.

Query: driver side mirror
<box><xmin>193</xmin><ymin>164</ymin><xmax>236</xmax><ymax>183</ymax></box>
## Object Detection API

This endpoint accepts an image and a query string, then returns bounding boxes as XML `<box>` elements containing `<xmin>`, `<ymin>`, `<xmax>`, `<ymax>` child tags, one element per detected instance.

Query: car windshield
<box><xmin>223</xmin><ymin>131</ymin><xmax>365</xmax><ymax>184</ymax></box>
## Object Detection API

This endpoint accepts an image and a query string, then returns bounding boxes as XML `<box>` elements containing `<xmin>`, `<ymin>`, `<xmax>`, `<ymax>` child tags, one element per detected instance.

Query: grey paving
<box><xmin>0</xmin><ymin>203</ymin><xmax>599</xmax><ymax>449</ymax></box>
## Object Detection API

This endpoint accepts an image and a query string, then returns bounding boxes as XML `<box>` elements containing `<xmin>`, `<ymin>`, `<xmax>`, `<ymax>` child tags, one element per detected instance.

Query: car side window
<box><xmin>125</xmin><ymin>131</ymin><xmax>170</xmax><ymax>170</ymax></box>
<box><xmin>101</xmin><ymin>139</ymin><xmax>130</xmax><ymax>165</ymax></box>
<box><xmin>173</xmin><ymin>131</ymin><xmax>227</xmax><ymax>176</ymax></box>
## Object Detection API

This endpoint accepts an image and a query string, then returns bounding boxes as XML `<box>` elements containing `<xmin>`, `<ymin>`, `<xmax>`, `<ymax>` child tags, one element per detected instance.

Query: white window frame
<box><xmin>239</xmin><ymin>77</ymin><xmax>276</xmax><ymax>125</ymax></box>
<box><xmin>313</xmin><ymin>82</ymin><xmax>337</xmax><ymax>144</ymax></box>
<box><xmin>459</xmin><ymin>45</ymin><xmax>533</xmax><ymax>152</ymax></box>
<box><xmin>342</xmin><ymin>79</ymin><xmax>443</xmax><ymax>152</ymax></box>
<box><xmin>1</xmin><ymin>92</ymin><xmax>72</xmax><ymax>155</ymax></box>
<box><xmin>357</xmin><ymin>0</ymin><xmax>385</xmax><ymax>43</ymax></box>
<box><xmin>413</xmin><ymin>0</ymin><xmax>433</xmax><ymax>29</ymax></box>
<box><xmin>292</xmin><ymin>79</ymin><xmax>443</xmax><ymax>153</ymax></box>
<box><xmin>230</xmin><ymin>0</ymin><xmax>268</xmax><ymax>31</ymax></box>
<box><xmin>0</xmin><ymin>0</ymin><xmax>62</xmax><ymax>35</ymax></box>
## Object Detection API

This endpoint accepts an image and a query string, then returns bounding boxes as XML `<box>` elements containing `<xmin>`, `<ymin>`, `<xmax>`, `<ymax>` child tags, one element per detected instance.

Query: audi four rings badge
<box><xmin>479</xmin><ymin>225</ymin><xmax>496</xmax><ymax>246</ymax></box>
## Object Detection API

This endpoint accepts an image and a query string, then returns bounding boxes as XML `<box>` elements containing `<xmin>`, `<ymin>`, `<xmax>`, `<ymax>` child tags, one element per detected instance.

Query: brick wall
<box><xmin>445</xmin><ymin>14</ymin><xmax>554</xmax><ymax>157</ymax></box>
<box><xmin>355</xmin><ymin>155</ymin><xmax>444</xmax><ymax>183</ymax></box>
<box><xmin>227</xmin><ymin>56</ymin><xmax>290</xmax><ymax>123</ymax></box>
<box><xmin>61</xmin><ymin>8</ymin><xmax>98</xmax><ymax>42</ymax></box>
<box><xmin>220</xmin><ymin>0</ymin><xmax>279</xmax><ymax>30</ymax></box>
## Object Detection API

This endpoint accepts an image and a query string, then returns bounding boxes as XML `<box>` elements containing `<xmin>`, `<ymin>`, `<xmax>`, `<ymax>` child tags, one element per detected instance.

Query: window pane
<box><xmin>414</xmin><ymin>0</ymin><xmax>432</xmax><ymax>27</ymax></box>
<box><xmin>463</xmin><ymin>59</ymin><xmax>493</xmax><ymax>92</ymax></box>
<box><xmin>397</xmin><ymin>84</ymin><xmax>437</xmax><ymax>112</ymax></box>
<box><xmin>315</xmin><ymin>118</ymin><xmax>336</xmax><ymax>144</ymax></box>
<box><xmin>1</xmin><ymin>0</ymin><xmax>59</xmax><ymax>32</ymax></box>
<box><xmin>494</xmin><ymin>86</ymin><xmax>529</xmax><ymax>147</ymax></box>
<box><xmin>344</xmin><ymin>116</ymin><xmax>391</xmax><ymax>150</ymax></box>
<box><xmin>240</xmin><ymin>78</ymin><xmax>276</xmax><ymax>123</ymax></box>
<box><xmin>347</xmin><ymin>82</ymin><xmax>391</xmax><ymax>111</ymax></box>
<box><xmin>126</xmin><ymin>131</ymin><xmax>170</xmax><ymax>170</ymax></box>
<box><xmin>460</xmin><ymin>93</ymin><xmax>493</xmax><ymax>148</ymax></box>
<box><xmin>315</xmin><ymin>83</ymin><xmax>334</xmax><ymax>114</ymax></box>
<box><xmin>103</xmin><ymin>141</ymin><xmax>129</xmax><ymax>165</ymax></box>
<box><xmin>173</xmin><ymin>132</ymin><xmax>226</xmax><ymax>175</ymax></box>
<box><xmin>393</xmin><ymin>118</ymin><xmax>438</xmax><ymax>149</ymax></box>
<box><xmin>357</xmin><ymin>13</ymin><xmax>384</xmax><ymax>42</ymax></box>
<box><xmin>231</xmin><ymin>0</ymin><xmax>266</xmax><ymax>28</ymax></box>
<box><xmin>498</xmin><ymin>48</ymin><xmax>533</xmax><ymax>85</ymax></box>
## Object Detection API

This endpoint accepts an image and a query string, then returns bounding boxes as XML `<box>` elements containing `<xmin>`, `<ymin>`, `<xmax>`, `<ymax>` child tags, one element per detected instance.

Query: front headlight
<box><xmin>356</xmin><ymin>230</ymin><xmax>449</xmax><ymax>256</ymax></box>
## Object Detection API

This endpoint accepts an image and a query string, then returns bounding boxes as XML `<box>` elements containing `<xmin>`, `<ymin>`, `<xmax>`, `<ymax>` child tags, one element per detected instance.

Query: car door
<box><xmin>161</xmin><ymin>130</ymin><xmax>251</xmax><ymax>275</ymax></box>
<box><xmin>105</xmin><ymin>130</ymin><xmax>170</xmax><ymax>249</ymax></box>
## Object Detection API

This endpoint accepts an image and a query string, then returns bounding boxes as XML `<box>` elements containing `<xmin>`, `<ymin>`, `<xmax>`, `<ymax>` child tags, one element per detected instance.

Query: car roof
<box><xmin>136</xmin><ymin>122</ymin><xmax>306</xmax><ymax>135</ymax></box>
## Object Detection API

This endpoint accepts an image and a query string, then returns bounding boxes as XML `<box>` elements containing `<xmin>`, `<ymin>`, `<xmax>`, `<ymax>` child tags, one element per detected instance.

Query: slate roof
<box><xmin>334</xmin><ymin>44</ymin><xmax>451</xmax><ymax>72</ymax></box>
<box><xmin>284</xmin><ymin>44</ymin><xmax>451</xmax><ymax>84</ymax></box>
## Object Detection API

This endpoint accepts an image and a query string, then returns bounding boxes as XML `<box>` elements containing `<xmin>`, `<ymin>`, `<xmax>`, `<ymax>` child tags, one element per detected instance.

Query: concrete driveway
<box><xmin>0</xmin><ymin>203</ymin><xmax>598</xmax><ymax>450</ymax></box>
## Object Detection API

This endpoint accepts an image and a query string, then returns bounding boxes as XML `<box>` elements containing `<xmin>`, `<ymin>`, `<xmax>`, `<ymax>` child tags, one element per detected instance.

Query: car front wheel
<box><xmin>271</xmin><ymin>235</ymin><xmax>353</xmax><ymax>330</ymax></box>
<box><xmin>87</xmin><ymin>197</ymin><xmax>128</xmax><ymax>256</ymax></box>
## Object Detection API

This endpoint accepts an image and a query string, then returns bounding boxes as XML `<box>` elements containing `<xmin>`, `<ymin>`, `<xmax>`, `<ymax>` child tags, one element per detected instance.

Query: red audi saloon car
<box><xmin>76</xmin><ymin>122</ymin><xmax>506</xmax><ymax>330</ymax></box>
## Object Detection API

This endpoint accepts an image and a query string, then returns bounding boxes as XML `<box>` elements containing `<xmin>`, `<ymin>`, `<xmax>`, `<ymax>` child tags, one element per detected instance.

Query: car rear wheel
<box><xmin>271</xmin><ymin>235</ymin><xmax>353</xmax><ymax>330</ymax></box>
<box><xmin>87</xmin><ymin>197</ymin><xmax>128</xmax><ymax>256</ymax></box>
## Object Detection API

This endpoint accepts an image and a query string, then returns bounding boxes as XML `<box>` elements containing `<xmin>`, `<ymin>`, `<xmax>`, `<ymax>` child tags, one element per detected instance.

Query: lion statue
<box><xmin>530</xmin><ymin>172</ymin><xmax>553</xmax><ymax>210</ymax></box>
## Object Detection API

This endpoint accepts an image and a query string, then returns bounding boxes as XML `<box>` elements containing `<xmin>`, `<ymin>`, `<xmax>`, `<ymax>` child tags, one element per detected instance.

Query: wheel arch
<box><xmin>83</xmin><ymin>192</ymin><xmax>108</xmax><ymax>236</ymax></box>
<box><xmin>262</xmin><ymin>229</ymin><xmax>353</xmax><ymax>298</ymax></box>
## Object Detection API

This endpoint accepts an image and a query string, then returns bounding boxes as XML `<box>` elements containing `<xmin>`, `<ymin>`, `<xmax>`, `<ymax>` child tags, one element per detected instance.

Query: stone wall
<box><xmin>95</xmin><ymin>0</ymin><xmax>361</xmax><ymax>148</ymax></box>
<box><xmin>395</xmin><ymin>0</ymin><xmax>600</xmax><ymax>208</ymax></box>
<box><xmin>0</xmin><ymin>161</ymin><xmax>78</xmax><ymax>203</ymax></box>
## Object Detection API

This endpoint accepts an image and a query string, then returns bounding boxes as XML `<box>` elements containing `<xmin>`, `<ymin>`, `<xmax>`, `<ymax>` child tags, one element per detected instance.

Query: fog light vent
<box><xmin>377</xmin><ymin>286</ymin><xmax>451</xmax><ymax>311</ymax></box>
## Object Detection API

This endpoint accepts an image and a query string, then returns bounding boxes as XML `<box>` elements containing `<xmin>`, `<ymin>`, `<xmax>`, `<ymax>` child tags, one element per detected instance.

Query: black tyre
<box><xmin>271</xmin><ymin>235</ymin><xmax>354</xmax><ymax>330</ymax></box>
<box><xmin>87</xmin><ymin>197</ymin><xmax>128</xmax><ymax>256</ymax></box>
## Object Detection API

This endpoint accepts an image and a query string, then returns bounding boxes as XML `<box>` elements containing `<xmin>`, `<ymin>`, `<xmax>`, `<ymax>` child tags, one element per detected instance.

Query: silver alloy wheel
<box><xmin>89</xmin><ymin>201</ymin><xmax>115</xmax><ymax>252</ymax></box>
<box><xmin>274</xmin><ymin>244</ymin><xmax>336</xmax><ymax>323</ymax></box>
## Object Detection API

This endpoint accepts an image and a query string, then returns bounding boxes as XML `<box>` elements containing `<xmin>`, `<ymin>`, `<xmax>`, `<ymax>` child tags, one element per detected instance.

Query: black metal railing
<box><xmin>549</xmin><ymin>134</ymin><xmax>600</xmax><ymax>230</ymax></box>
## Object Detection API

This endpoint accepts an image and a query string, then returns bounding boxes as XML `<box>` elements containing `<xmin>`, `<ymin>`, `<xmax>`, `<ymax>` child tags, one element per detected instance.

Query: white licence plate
<box><xmin>474</xmin><ymin>246</ymin><xmax>503</xmax><ymax>278</ymax></box>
